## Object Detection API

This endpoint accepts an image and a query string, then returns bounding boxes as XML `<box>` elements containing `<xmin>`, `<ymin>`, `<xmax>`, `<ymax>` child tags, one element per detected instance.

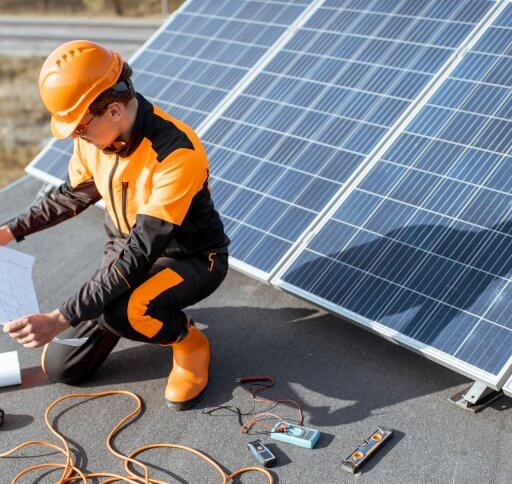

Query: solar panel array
<box><xmin>203</xmin><ymin>0</ymin><xmax>492</xmax><ymax>274</ymax></box>
<box><xmin>279</xmin><ymin>0</ymin><xmax>512</xmax><ymax>386</ymax></box>
<box><xmin>25</xmin><ymin>0</ymin><xmax>512</xmax><ymax>389</ymax></box>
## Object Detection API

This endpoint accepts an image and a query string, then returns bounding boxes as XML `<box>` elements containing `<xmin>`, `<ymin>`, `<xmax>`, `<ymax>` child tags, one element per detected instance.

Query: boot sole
<box><xmin>166</xmin><ymin>385</ymin><xmax>207</xmax><ymax>411</ymax></box>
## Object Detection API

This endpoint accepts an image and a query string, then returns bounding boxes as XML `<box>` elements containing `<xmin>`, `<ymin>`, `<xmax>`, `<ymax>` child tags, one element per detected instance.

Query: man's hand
<box><xmin>0</xmin><ymin>225</ymin><xmax>14</xmax><ymax>246</ymax></box>
<box><xmin>3</xmin><ymin>309</ymin><xmax>71</xmax><ymax>348</ymax></box>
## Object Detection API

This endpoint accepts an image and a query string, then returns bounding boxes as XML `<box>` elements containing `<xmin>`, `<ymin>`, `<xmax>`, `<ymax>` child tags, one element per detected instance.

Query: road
<box><xmin>0</xmin><ymin>16</ymin><xmax>162</xmax><ymax>58</ymax></box>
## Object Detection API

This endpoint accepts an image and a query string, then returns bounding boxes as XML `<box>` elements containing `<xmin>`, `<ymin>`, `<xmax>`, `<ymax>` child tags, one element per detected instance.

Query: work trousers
<box><xmin>42</xmin><ymin>240</ymin><xmax>228</xmax><ymax>385</ymax></box>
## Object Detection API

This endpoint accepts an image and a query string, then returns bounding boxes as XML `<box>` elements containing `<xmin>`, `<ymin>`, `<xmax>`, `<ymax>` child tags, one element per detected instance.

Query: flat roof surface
<box><xmin>1</xmin><ymin>176</ymin><xmax>511</xmax><ymax>483</ymax></box>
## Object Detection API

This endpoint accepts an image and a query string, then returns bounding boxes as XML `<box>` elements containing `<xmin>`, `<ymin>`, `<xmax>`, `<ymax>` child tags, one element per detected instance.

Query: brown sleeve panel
<box><xmin>7</xmin><ymin>179</ymin><xmax>102</xmax><ymax>242</ymax></box>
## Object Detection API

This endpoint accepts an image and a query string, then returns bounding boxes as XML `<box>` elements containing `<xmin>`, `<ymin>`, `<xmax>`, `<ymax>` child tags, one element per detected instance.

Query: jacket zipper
<box><xmin>121</xmin><ymin>181</ymin><xmax>130</xmax><ymax>233</ymax></box>
<box><xmin>108</xmin><ymin>155</ymin><xmax>122</xmax><ymax>233</ymax></box>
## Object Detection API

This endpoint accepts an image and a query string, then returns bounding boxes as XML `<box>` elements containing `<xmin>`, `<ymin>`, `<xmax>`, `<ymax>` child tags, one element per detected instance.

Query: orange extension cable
<box><xmin>0</xmin><ymin>390</ymin><xmax>274</xmax><ymax>484</ymax></box>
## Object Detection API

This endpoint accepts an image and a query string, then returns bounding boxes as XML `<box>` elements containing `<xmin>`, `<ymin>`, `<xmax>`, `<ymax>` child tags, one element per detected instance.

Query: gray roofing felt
<box><xmin>0</xmin><ymin>175</ymin><xmax>511</xmax><ymax>483</ymax></box>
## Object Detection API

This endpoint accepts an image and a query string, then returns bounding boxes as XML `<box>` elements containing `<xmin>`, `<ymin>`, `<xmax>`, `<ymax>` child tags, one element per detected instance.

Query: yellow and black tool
<box><xmin>341</xmin><ymin>426</ymin><xmax>393</xmax><ymax>473</ymax></box>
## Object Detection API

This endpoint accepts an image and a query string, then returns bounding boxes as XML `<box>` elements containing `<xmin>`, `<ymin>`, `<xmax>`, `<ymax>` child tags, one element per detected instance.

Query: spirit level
<box><xmin>341</xmin><ymin>427</ymin><xmax>393</xmax><ymax>473</ymax></box>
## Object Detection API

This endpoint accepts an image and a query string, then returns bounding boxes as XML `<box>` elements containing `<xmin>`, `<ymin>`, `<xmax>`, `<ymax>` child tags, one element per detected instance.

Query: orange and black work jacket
<box><xmin>8</xmin><ymin>93</ymin><xmax>229</xmax><ymax>327</ymax></box>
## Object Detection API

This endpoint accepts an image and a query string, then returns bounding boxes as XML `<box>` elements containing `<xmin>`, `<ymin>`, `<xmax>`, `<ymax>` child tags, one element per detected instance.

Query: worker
<box><xmin>0</xmin><ymin>40</ymin><xmax>230</xmax><ymax>410</ymax></box>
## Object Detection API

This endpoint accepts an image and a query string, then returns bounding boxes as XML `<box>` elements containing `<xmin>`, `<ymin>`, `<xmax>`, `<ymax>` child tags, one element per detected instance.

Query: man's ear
<box><xmin>108</xmin><ymin>102</ymin><xmax>123</xmax><ymax>122</ymax></box>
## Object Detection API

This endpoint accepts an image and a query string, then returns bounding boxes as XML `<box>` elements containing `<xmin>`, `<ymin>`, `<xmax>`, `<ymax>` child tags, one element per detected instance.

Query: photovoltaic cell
<box><xmin>280</xmin><ymin>1</ymin><xmax>512</xmax><ymax>384</ymax></box>
<box><xmin>28</xmin><ymin>0</ymin><xmax>310</xmax><ymax>182</ymax></box>
<box><xmin>204</xmin><ymin>0</ymin><xmax>491</xmax><ymax>274</ymax></box>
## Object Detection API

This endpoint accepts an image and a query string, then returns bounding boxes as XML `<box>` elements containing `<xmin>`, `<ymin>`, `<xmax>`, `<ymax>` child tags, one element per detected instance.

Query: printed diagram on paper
<box><xmin>0</xmin><ymin>246</ymin><xmax>38</xmax><ymax>323</ymax></box>
<box><xmin>0</xmin><ymin>246</ymin><xmax>87</xmax><ymax>347</ymax></box>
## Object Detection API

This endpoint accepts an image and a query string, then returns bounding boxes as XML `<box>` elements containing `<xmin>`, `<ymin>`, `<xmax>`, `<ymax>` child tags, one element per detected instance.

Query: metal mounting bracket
<box><xmin>449</xmin><ymin>381</ymin><xmax>503</xmax><ymax>413</ymax></box>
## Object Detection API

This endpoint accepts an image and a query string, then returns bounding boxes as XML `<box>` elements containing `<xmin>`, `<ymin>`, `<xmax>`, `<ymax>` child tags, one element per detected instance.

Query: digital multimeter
<box><xmin>247</xmin><ymin>439</ymin><xmax>277</xmax><ymax>467</ymax></box>
<box><xmin>270</xmin><ymin>421</ymin><xmax>320</xmax><ymax>449</ymax></box>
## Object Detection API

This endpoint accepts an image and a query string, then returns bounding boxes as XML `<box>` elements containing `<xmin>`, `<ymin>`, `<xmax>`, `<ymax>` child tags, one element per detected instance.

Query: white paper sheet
<box><xmin>52</xmin><ymin>337</ymin><xmax>89</xmax><ymax>347</ymax></box>
<box><xmin>0</xmin><ymin>246</ymin><xmax>38</xmax><ymax>320</ymax></box>
<box><xmin>0</xmin><ymin>246</ymin><xmax>88</xmax><ymax>347</ymax></box>
<box><xmin>0</xmin><ymin>351</ymin><xmax>22</xmax><ymax>387</ymax></box>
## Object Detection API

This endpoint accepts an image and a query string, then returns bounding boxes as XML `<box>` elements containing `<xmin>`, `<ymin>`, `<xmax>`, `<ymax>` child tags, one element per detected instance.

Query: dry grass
<box><xmin>0</xmin><ymin>55</ymin><xmax>50</xmax><ymax>188</ymax></box>
<box><xmin>0</xmin><ymin>1</ymin><xmax>186</xmax><ymax>189</ymax></box>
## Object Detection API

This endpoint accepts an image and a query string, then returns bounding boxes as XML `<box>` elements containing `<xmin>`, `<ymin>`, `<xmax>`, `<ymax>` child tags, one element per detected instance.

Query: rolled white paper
<box><xmin>0</xmin><ymin>351</ymin><xmax>22</xmax><ymax>387</ymax></box>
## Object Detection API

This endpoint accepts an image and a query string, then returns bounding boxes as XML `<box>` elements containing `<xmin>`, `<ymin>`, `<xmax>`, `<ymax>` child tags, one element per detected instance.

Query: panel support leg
<box><xmin>449</xmin><ymin>381</ymin><xmax>503</xmax><ymax>413</ymax></box>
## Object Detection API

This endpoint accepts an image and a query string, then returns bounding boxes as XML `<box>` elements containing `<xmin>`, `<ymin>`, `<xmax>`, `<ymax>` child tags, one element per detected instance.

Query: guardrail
<box><xmin>0</xmin><ymin>16</ymin><xmax>162</xmax><ymax>56</ymax></box>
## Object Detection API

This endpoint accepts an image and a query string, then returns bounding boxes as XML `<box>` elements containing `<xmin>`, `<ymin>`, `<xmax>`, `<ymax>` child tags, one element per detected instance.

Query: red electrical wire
<box><xmin>236</xmin><ymin>376</ymin><xmax>304</xmax><ymax>434</ymax></box>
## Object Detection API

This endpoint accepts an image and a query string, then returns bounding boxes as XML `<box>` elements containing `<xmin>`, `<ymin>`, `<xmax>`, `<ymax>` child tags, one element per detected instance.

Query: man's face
<box><xmin>72</xmin><ymin>102</ymin><xmax>124</xmax><ymax>150</ymax></box>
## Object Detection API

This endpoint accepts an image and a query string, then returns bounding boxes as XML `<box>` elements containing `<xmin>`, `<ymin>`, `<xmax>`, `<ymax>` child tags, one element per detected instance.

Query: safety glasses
<box><xmin>74</xmin><ymin>113</ymin><xmax>96</xmax><ymax>137</ymax></box>
<box><xmin>73</xmin><ymin>79</ymin><xmax>133</xmax><ymax>137</ymax></box>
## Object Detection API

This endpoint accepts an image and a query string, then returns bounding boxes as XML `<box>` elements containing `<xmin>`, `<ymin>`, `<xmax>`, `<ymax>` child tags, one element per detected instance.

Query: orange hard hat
<box><xmin>39</xmin><ymin>40</ymin><xmax>123</xmax><ymax>139</ymax></box>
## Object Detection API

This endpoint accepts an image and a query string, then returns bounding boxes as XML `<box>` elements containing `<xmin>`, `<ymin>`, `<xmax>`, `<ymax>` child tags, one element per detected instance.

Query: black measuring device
<box><xmin>247</xmin><ymin>439</ymin><xmax>277</xmax><ymax>467</ymax></box>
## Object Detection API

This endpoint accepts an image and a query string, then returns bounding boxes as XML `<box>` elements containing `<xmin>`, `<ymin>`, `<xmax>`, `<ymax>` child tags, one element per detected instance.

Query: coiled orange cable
<box><xmin>0</xmin><ymin>390</ymin><xmax>274</xmax><ymax>483</ymax></box>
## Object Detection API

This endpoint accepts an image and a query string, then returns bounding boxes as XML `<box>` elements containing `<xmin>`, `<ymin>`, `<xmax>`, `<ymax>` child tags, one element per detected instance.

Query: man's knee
<box><xmin>41</xmin><ymin>345</ymin><xmax>90</xmax><ymax>385</ymax></box>
<box><xmin>99</xmin><ymin>306</ymin><xmax>135</xmax><ymax>340</ymax></box>
<box><xmin>100</xmin><ymin>302</ymin><xmax>187</xmax><ymax>345</ymax></box>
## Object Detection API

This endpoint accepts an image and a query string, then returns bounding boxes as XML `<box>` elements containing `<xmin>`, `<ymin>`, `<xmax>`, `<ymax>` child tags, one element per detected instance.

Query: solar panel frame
<box><xmin>273</xmin><ymin>0</ymin><xmax>512</xmax><ymax>389</ymax></box>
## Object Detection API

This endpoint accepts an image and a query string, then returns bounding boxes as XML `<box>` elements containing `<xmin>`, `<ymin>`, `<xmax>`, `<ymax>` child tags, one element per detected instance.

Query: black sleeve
<box><xmin>7</xmin><ymin>180</ymin><xmax>102</xmax><ymax>242</ymax></box>
<box><xmin>59</xmin><ymin>214</ymin><xmax>175</xmax><ymax>326</ymax></box>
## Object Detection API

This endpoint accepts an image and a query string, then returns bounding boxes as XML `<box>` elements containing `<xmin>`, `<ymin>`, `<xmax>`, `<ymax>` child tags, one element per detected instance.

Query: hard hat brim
<box><xmin>51</xmin><ymin>116</ymin><xmax>75</xmax><ymax>139</ymax></box>
<box><xmin>50</xmin><ymin>102</ymin><xmax>89</xmax><ymax>139</ymax></box>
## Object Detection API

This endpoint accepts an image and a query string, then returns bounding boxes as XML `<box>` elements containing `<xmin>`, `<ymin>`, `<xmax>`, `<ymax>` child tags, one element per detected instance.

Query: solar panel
<box><xmin>203</xmin><ymin>0</ymin><xmax>495</xmax><ymax>277</ymax></box>
<box><xmin>27</xmin><ymin>0</ymin><xmax>311</xmax><ymax>183</ymax></box>
<box><xmin>277</xmin><ymin>1</ymin><xmax>512</xmax><ymax>388</ymax></box>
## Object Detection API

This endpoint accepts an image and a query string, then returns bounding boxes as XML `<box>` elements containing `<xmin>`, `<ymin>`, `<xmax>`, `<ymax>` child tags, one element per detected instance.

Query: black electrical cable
<box><xmin>202</xmin><ymin>376</ymin><xmax>304</xmax><ymax>436</ymax></box>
